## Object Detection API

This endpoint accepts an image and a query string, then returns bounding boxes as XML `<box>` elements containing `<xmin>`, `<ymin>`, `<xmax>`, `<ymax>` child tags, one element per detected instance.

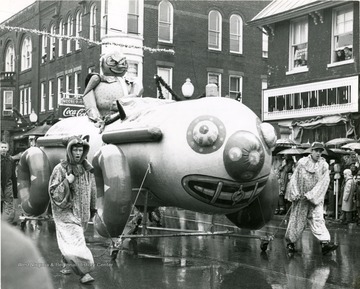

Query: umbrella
<box><xmin>275</xmin><ymin>139</ymin><xmax>298</xmax><ymax>147</ymax></box>
<box><xmin>277</xmin><ymin>148</ymin><xmax>305</xmax><ymax>155</ymax></box>
<box><xmin>341</xmin><ymin>142</ymin><xmax>360</xmax><ymax>152</ymax></box>
<box><xmin>325</xmin><ymin>138</ymin><xmax>357</xmax><ymax>148</ymax></box>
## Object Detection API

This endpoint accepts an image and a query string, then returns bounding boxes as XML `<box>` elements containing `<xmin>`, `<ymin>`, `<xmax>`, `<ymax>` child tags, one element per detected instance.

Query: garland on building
<box><xmin>0</xmin><ymin>25</ymin><xmax>175</xmax><ymax>55</ymax></box>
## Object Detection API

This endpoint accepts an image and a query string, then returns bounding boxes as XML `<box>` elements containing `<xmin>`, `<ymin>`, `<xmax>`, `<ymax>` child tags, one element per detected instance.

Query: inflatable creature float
<box><xmin>17</xmin><ymin>51</ymin><xmax>279</xmax><ymax>253</ymax></box>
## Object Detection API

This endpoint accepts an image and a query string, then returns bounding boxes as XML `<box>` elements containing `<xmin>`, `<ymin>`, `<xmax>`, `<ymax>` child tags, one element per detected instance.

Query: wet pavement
<box><xmin>15</xmin><ymin>209</ymin><xmax>360</xmax><ymax>288</ymax></box>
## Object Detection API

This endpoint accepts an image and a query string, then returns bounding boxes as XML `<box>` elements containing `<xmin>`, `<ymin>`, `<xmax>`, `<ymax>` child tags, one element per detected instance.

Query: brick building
<box><xmin>249</xmin><ymin>0</ymin><xmax>360</xmax><ymax>142</ymax></box>
<box><xmin>1</xmin><ymin>0</ymin><xmax>270</xmax><ymax>153</ymax></box>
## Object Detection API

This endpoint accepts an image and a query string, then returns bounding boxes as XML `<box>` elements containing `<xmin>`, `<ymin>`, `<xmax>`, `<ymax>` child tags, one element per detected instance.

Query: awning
<box><xmin>23</xmin><ymin>124</ymin><xmax>51</xmax><ymax>136</ymax></box>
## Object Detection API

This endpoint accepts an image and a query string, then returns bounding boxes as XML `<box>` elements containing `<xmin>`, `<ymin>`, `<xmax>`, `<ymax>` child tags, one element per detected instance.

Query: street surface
<box><xmin>16</xmin><ymin>209</ymin><xmax>360</xmax><ymax>288</ymax></box>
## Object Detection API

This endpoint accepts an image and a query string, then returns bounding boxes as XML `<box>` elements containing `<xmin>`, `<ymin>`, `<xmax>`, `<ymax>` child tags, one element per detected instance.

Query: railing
<box><xmin>0</xmin><ymin>72</ymin><xmax>15</xmax><ymax>81</ymax></box>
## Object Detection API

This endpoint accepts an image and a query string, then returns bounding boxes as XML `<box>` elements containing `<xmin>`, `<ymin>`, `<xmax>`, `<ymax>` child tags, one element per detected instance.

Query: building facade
<box><xmin>1</xmin><ymin>0</ymin><xmax>270</xmax><ymax>153</ymax></box>
<box><xmin>249</xmin><ymin>0</ymin><xmax>360</xmax><ymax>142</ymax></box>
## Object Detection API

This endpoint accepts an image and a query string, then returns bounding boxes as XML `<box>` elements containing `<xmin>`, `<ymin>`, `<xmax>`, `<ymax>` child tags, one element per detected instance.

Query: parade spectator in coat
<box><xmin>275</xmin><ymin>156</ymin><xmax>294</xmax><ymax>215</ymax></box>
<box><xmin>49</xmin><ymin>135</ymin><xmax>96</xmax><ymax>284</ymax></box>
<box><xmin>341</xmin><ymin>169</ymin><xmax>356</xmax><ymax>225</ymax></box>
<box><xmin>284</xmin><ymin>142</ymin><xmax>338</xmax><ymax>255</ymax></box>
<box><xmin>1</xmin><ymin>141</ymin><xmax>18</xmax><ymax>224</ymax></box>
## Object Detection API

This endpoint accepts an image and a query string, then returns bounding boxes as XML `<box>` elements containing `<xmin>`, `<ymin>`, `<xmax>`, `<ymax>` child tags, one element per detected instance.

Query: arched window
<box><xmin>58</xmin><ymin>19</ymin><xmax>64</xmax><ymax>56</ymax></box>
<box><xmin>229</xmin><ymin>14</ymin><xmax>243</xmax><ymax>54</ymax></box>
<box><xmin>41</xmin><ymin>28</ymin><xmax>48</xmax><ymax>63</ymax></box>
<box><xmin>67</xmin><ymin>15</ymin><xmax>73</xmax><ymax>53</ymax></box>
<box><xmin>21</xmin><ymin>36</ymin><xmax>32</xmax><ymax>71</ymax></box>
<box><xmin>158</xmin><ymin>0</ymin><xmax>173</xmax><ymax>43</ymax></box>
<box><xmin>5</xmin><ymin>43</ymin><xmax>15</xmax><ymax>72</ymax></box>
<box><xmin>50</xmin><ymin>24</ymin><xmax>56</xmax><ymax>60</ymax></box>
<box><xmin>208</xmin><ymin>10</ymin><xmax>222</xmax><ymax>50</ymax></box>
<box><xmin>75</xmin><ymin>11</ymin><xmax>82</xmax><ymax>50</ymax></box>
<box><xmin>90</xmin><ymin>4</ymin><xmax>97</xmax><ymax>41</ymax></box>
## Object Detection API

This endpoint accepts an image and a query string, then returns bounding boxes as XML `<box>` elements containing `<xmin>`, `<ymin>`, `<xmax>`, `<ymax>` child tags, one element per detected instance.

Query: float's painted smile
<box><xmin>182</xmin><ymin>174</ymin><xmax>269</xmax><ymax>209</ymax></box>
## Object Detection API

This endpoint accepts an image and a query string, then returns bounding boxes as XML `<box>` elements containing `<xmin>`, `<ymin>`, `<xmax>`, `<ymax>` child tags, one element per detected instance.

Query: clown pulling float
<box><xmin>17</xmin><ymin>51</ymin><xmax>279</xmax><ymax>254</ymax></box>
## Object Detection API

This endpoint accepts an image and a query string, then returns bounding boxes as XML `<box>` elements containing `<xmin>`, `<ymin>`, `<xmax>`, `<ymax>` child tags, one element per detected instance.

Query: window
<box><xmin>128</xmin><ymin>0</ymin><xmax>139</xmax><ymax>34</ymax></box>
<box><xmin>67</xmin><ymin>15</ymin><xmax>73</xmax><ymax>53</ymax></box>
<box><xmin>208</xmin><ymin>73</ymin><xmax>221</xmax><ymax>97</ymax></box>
<box><xmin>3</xmin><ymin>91</ymin><xmax>13</xmax><ymax>114</ymax></box>
<box><xmin>20</xmin><ymin>87</ymin><xmax>31</xmax><ymax>115</ymax></box>
<box><xmin>58</xmin><ymin>19</ymin><xmax>64</xmax><ymax>56</ymax></box>
<box><xmin>127</xmin><ymin>62</ymin><xmax>138</xmax><ymax>78</ymax></box>
<box><xmin>41</xmin><ymin>29</ymin><xmax>47</xmax><ymax>64</ymax></box>
<box><xmin>229</xmin><ymin>76</ymin><xmax>242</xmax><ymax>100</ymax></box>
<box><xmin>229</xmin><ymin>14</ymin><xmax>242</xmax><ymax>54</ymax></box>
<box><xmin>49</xmin><ymin>80</ymin><xmax>54</xmax><ymax>110</ymax></box>
<box><xmin>158</xmin><ymin>0</ymin><xmax>173</xmax><ymax>43</ymax></box>
<box><xmin>289</xmin><ymin>17</ymin><xmax>308</xmax><ymax>70</ymax></box>
<box><xmin>50</xmin><ymin>24</ymin><xmax>56</xmax><ymax>60</ymax></box>
<box><xmin>65</xmin><ymin>74</ymin><xmax>73</xmax><ymax>98</ymax></box>
<box><xmin>40</xmin><ymin>82</ymin><xmax>46</xmax><ymax>112</ymax></box>
<box><xmin>5</xmin><ymin>43</ymin><xmax>15</xmax><ymax>72</ymax></box>
<box><xmin>57</xmin><ymin>77</ymin><xmax>64</xmax><ymax>105</ymax></box>
<box><xmin>332</xmin><ymin>4</ymin><xmax>353</xmax><ymax>63</ymax></box>
<box><xmin>90</xmin><ymin>4</ymin><xmax>97</xmax><ymax>41</ymax></box>
<box><xmin>262</xmin><ymin>28</ymin><xmax>268</xmax><ymax>58</ymax></box>
<box><xmin>101</xmin><ymin>0</ymin><xmax>108</xmax><ymax>37</ymax></box>
<box><xmin>21</xmin><ymin>36</ymin><xmax>32</xmax><ymax>71</ymax></box>
<box><xmin>208</xmin><ymin>10</ymin><xmax>222</xmax><ymax>50</ymax></box>
<box><xmin>75</xmin><ymin>11</ymin><xmax>82</xmax><ymax>50</ymax></box>
<box><xmin>157</xmin><ymin>67</ymin><xmax>172</xmax><ymax>99</ymax></box>
<box><xmin>74</xmin><ymin>72</ymin><xmax>81</xmax><ymax>96</ymax></box>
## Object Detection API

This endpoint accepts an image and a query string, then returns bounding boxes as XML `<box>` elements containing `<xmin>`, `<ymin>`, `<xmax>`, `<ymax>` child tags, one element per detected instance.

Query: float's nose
<box><xmin>223</xmin><ymin>131</ymin><xmax>265</xmax><ymax>181</ymax></box>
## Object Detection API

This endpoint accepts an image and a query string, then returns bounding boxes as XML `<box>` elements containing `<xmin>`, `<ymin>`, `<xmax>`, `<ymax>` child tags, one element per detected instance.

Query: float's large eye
<box><xmin>106</xmin><ymin>57</ymin><xmax>116</xmax><ymax>66</ymax></box>
<box><xmin>223</xmin><ymin>131</ymin><xmax>265</xmax><ymax>181</ymax></box>
<box><xmin>187</xmin><ymin>115</ymin><xmax>226</xmax><ymax>154</ymax></box>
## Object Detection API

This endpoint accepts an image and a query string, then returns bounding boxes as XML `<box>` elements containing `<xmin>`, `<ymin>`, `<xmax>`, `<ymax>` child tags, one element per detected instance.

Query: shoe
<box><xmin>60</xmin><ymin>268</ymin><xmax>71</xmax><ymax>275</ymax></box>
<box><xmin>80</xmin><ymin>273</ymin><xmax>95</xmax><ymax>284</ymax></box>
<box><xmin>286</xmin><ymin>243</ymin><xmax>296</xmax><ymax>254</ymax></box>
<box><xmin>274</xmin><ymin>209</ymin><xmax>279</xmax><ymax>215</ymax></box>
<box><xmin>321</xmin><ymin>241</ymin><xmax>339</xmax><ymax>255</ymax></box>
<box><xmin>279</xmin><ymin>209</ymin><xmax>286</xmax><ymax>215</ymax></box>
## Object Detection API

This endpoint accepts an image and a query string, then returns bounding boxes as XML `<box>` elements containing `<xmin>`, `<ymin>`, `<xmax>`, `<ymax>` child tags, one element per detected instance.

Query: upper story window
<box><xmin>48</xmin><ymin>79</ymin><xmax>54</xmax><ymax>110</ymax></box>
<box><xmin>208</xmin><ymin>72</ymin><xmax>221</xmax><ymax>96</ymax></box>
<box><xmin>289</xmin><ymin>17</ymin><xmax>308</xmax><ymax>71</ymax></box>
<box><xmin>75</xmin><ymin>11</ymin><xmax>82</xmax><ymax>50</ymax></box>
<box><xmin>5</xmin><ymin>43</ymin><xmax>15</xmax><ymax>72</ymax></box>
<box><xmin>158</xmin><ymin>0</ymin><xmax>173</xmax><ymax>43</ymax></box>
<box><xmin>67</xmin><ymin>15</ymin><xmax>73</xmax><ymax>53</ymax></box>
<box><xmin>262</xmin><ymin>28</ymin><xmax>268</xmax><ymax>58</ymax></box>
<box><xmin>128</xmin><ymin>0</ymin><xmax>139</xmax><ymax>34</ymax></box>
<box><xmin>21</xmin><ymin>36</ymin><xmax>32</xmax><ymax>71</ymax></box>
<box><xmin>229</xmin><ymin>14</ymin><xmax>243</xmax><ymax>54</ymax></box>
<box><xmin>229</xmin><ymin>75</ymin><xmax>242</xmax><ymax>100</ymax></box>
<box><xmin>3</xmin><ymin>91</ymin><xmax>13</xmax><ymax>114</ymax></box>
<box><xmin>157</xmin><ymin>67</ymin><xmax>172</xmax><ymax>99</ymax></box>
<box><xmin>50</xmin><ymin>24</ymin><xmax>56</xmax><ymax>60</ymax></box>
<box><xmin>41</xmin><ymin>29</ymin><xmax>48</xmax><ymax>64</ymax></box>
<box><xmin>59</xmin><ymin>19</ymin><xmax>64</xmax><ymax>56</ymax></box>
<box><xmin>332</xmin><ymin>4</ymin><xmax>353</xmax><ymax>63</ymax></box>
<box><xmin>208</xmin><ymin>10</ymin><xmax>222</xmax><ymax>51</ymax></box>
<box><xmin>101</xmin><ymin>0</ymin><xmax>108</xmax><ymax>37</ymax></box>
<box><xmin>40</xmin><ymin>82</ymin><xmax>46</xmax><ymax>112</ymax></box>
<box><xmin>90</xmin><ymin>4</ymin><xmax>97</xmax><ymax>41</ymax></box>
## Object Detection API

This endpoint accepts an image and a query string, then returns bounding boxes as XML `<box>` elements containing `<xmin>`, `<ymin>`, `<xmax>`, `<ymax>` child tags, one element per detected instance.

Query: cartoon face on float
<box><xmin>101</xmin><ymin>51</ymin><xmax>128</xmax><ymax>77</ymax></box>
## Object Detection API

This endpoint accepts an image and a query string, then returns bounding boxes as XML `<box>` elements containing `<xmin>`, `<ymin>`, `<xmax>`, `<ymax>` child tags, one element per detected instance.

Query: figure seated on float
<box><xmin>82</xmin><ymin>51</ymin><xmax>147</xmax><ymax>133</ymax></box>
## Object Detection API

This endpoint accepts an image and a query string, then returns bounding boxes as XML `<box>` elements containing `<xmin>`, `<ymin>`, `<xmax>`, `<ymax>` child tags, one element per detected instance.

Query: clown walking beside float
<box><xmin>284</xmin><ymin>142</ymin><xmax>338</xmax><ymax>255</ymax></box>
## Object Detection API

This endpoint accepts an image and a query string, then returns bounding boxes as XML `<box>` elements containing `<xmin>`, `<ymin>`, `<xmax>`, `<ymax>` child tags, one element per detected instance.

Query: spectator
<box><xmin>1</xmin><ymin>141</ymin><xmax>19</xmax><ymax>224</ymax></box>
<box><xmin>341</xmin><ymin>169</ymin><xmax>356</xmax><ymax>225</ymax></box>
<box><xmin>48</xmin><ymin>136</ymin><xmax>96</xmax><ymax>284</ymax></box>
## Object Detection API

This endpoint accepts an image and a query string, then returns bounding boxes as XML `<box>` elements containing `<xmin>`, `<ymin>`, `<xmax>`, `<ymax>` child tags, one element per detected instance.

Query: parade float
<box><xmin>17</xmin><ymin>51</ymin><xmax>279</xmax><ymax>253</ymax></box>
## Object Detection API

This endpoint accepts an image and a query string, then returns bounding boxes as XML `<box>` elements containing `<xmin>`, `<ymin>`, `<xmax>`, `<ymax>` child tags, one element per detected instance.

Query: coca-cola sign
<box><xmin>59</xmin><ymin>105</ymin><xmax>87</xmax><ymax>118</ymax></box>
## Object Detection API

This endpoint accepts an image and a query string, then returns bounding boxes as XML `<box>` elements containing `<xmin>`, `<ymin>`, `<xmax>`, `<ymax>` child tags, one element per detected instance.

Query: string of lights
<box><xmin>0</xmin><ymin>24</ymin><xmax>175</xmax><ymax>55</ymax></box>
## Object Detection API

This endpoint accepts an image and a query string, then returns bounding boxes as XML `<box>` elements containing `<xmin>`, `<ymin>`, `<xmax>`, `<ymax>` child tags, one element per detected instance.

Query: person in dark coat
<box><xmin>1</xmin><ymin>141</ymin><xmax>18</xmax><ymax>224</ymax></box>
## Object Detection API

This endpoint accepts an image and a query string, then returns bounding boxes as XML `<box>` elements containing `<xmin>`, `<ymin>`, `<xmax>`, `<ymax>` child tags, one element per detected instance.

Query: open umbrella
<box><xmin>277</xmin><ymin>147</ymin><xmax>305</xmax><ymax>155</ymax></box>
<box><xmin>341</xmin><ymin>142</ymin><xmax>360</xmax><ymax>152</ymax></box>
<box><xmin>276</xmin><ymin>138</ymin><xmax>298</xmax><ymax>147</ymax></box>
<box><xmin>325</xmin><ymin>138</ymin><xmax>357</xmax><ymax>148</ymax></box>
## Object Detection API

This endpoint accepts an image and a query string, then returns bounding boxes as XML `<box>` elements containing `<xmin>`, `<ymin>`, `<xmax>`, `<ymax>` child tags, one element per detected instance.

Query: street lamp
<box><xmin>29</xmin><ymin>109</ymin><xmax>38</xmax><ymax>124</ymax></box>
<box><xmin>181</xmin><ymin>78</ymin><xmax>194</xmax><ymax>98</ymax></box>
